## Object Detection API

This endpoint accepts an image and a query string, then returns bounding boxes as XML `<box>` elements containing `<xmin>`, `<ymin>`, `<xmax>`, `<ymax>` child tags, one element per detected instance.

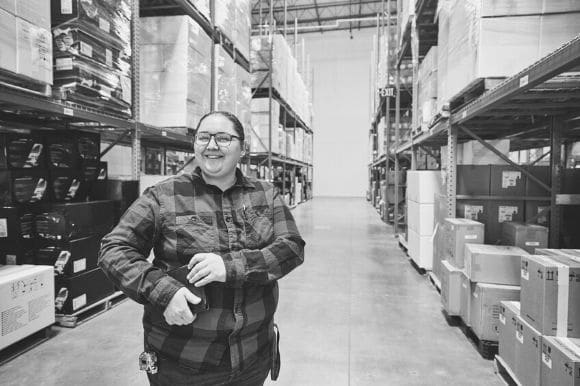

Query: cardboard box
<box><xmin>36</xmin><ymin>234</ymin><xmax>102</xmax><ymax>276</ymax></box>
<box><xmin>16</xmin><ymin>18</ymin><xmax>52</xmax><ymax>84</ymax></box>
<box><xmin>0</xmin><ymin>169</ymin><xmax>49</xmax><ymax>206</ymax></box>
<box><xmin>520</xmin><ymin>254</ymin><xmax>580</xmax><ymax>337</ymax></box>
<box><xmin>460</xmin><ymin>272</ymin><xmax>474</xmax><ymax>326</ymax></box>
<box><xmin>465</xmin><ymin>244</ymin><xmax>529</xmax><ymax>285</ymax></box>
<box><xmin>441</xmin><ymin>260</ymin><xmax>463</xmax><ymax>316</ymax></box>
<box><xmin>498</xmin><ymin>301</ymin><xmax>520</xmax><ymax>375</ymax></box>
<box><xmin>0</xmin><ymin>8</ymin><xmax>17</xmax><ymax>74</ymax></box>
<box><xmin>515</xmin><ymin>314</ymin><xmax>542</xmax><ymax>386</ymax></box>
<box><xmin>457</xmin><ymin>165</ymin><xmax>491</xmax><ymax>195</ymax></box>
<box><xmin>55</xmin><ymin>267</ymin><xmax>115</xmax><ymax>314</ymax></box>
<box><xmin>407</xmin><ymin>171</ymin><xmax>442</xmax><ymax>203</ymax></box>
<box><xmin>487</xmin><ymin>201</ymin><xmax>525</xmax><ymax>244</ymax></box>
<box><xmin>541</xmin><ymin>336</ymin><xmax>580</xmax><ymax>386</ymax></box>
<box><xmin>0</xmin><ymin>206</ymin><xmax>38</xmax><ymax>244</ymax></box>
<box><xmin>470</xmin><ymin>283</ymin><xmax>520</xmax><ymax>341</ymax></box>
<box><xmin>432</xmin><ymin>222</ymin><xmax>448</xmax><ymax>279</ymax></box>
<box><xmin>16</xmin><ymin>0</ymin><xmax>50</xmax><ymax>29</ymax></box>
<box><xmin>445</xmin><ymin>218</ymin><xmax>485</xmax><ymax>269</ymax></box>
<box><xmin>408</xmin><ymin>228</ymin><xmax>433</xmax><ymax>270</ymax></box>
<box><xmin>0</xmin><ymin>265</ymin><xmax>55</xmax><ymax>351</ymax></box>
<box><xmin>491</xmin><ymin>166</ymin><xmax>526</xmax><ymax>197</ymax></box>
<box><xmin>407</xmin><ymin>200</ymin><xmax>435</xmax><ymax>236</ymax></box>
<box><xmin>502</xmin><ymin>222</ymin><xmax>548</xmax><ymax>254</ymax></box>
<box><xmin>460</xmin><ymin>139</ymin><xmax>510</xmax><ymax>165</ymax></box>
<box><xmin>525</xmin><ymin>201</ymin><xmax>550</xmax><ymax>227</ymax></box>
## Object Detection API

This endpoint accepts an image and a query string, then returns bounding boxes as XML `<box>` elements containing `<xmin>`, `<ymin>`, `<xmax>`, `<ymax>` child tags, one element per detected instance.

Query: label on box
<box><xmin>80</xmin><ymin>42</ymin><xmax>93</xmax><ymax>57</ymax></box>
<box><xmin>105</xmin><ymin>49</ymin><xmax>113</xmax><ymax>67</ymax></box>
<box><xmin>73</xmin><ymin>258</ymin><xmax>86</xmax><ymax>273</ymax></box>
<box><xmin>465</xmin><ymin>234</ymin><xmax>478</xmax><ymax>240</ymax></box>
<box><xmin>99</xmin><ymin>18</ymin><xmax>110</xmax><ymax>33</ymax></box>
<box><xmin>73</xmin><ymin>294</ymin><xmax>87</xmax><ymax>311</ymax></box>
<box><xmin>464</xmin><ymin>205</ymin><xmax>483</xmax><ymax>220</ymax></box>
<box><xmin>525</xmin><ymin>241</ymin><xmax>540</xmax><ymax>247</ymax></box>
<box><xmin>542</xmin><ymin>353</ymin><xmax>552</xmax><ymax>368</ymax></box>
<box><xmin>6</xmin><ymin>254</ymin><xmax>17</xmax><ymax>265</ymax></box>
<box><xmin>499</xmin><ymin>314</ymin><xmax>506</xmax><ymax>325</ymax></box>
<box><xmin>0</xmin><ymin>218</ymin><xmax>7</xmax><ymax>238</ymax></box>
<box><xmin>502</xmin><ymin>171</ymin><xmax>521</xmax><ymax>188</ymax></box>
<box><xmin>54</xmin><ymin>251</ymin><xmax>71</xmax><ymax>275</ymax></box>
<box><xmin>521</xmin><ymin>268</ymin><xmax>529</xmax><ymax>280</ymax></box>
<box><xmin>498</xmin><ymin>206</ymin><xmax>518</xmax><ymax>223</ymax></box>
<box><xmin>55</xmin><ymin>57</ymin><xmax>73</xmax><ymax>71</ymax></box>
<box><xmin>100</xmin><ymin>86</ymin><xmax>112</xmax><ymax>99</ymax></box>
<box><xmin>61</xmin><ymin>0</ymin><xmax>73</xmax><ymax>14</ymax></box>
<box><xmin>516</xmin><ymin>331</ymin><xmax>523</xmax><ymax>344</ymax></box>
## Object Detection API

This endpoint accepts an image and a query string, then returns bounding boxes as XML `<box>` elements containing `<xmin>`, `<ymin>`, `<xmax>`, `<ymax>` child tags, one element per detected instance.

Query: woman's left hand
<box><xmin>187</xmin><ymin>253</ymin><xmax>227</xmax><ymax>287</ymax></box>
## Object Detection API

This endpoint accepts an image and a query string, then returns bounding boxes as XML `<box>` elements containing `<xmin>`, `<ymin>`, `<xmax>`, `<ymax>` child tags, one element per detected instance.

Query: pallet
<box><xmin>55</xmin><ymin>291</ymin><xmax>127</xmax><ymax>328</ymax></box>
<box><xmin>398</xmin><ymin>234</ymin><xmax>408</xmax><ymax>252</ymax></box>
<box><xmin>428</xmin><ymin>272</ymin><xmax>441</xmax><ymax>293</ymax></box>
<box><xmin>449</xmin><ymin>77</ymin><xmax>505</xmax><ymax>112</ymax></box>
<box><xmin>493</xmin><ymin>355</ymin><xmax>522</xmax><ymax>386</ymax></box>
<box><xmin>442</xmin><ymin>309</ymin><xmax>498</xmax><ymax>360</ymax></box>
<box><xmin>408</xmin><ymin>257</ymin><xmax>427</xmax><ymax>275</ymax></box>
<box><xmin>0</xmin><ymin>326</ymin><xmax>55</xmax><ymax>366</ymax></box>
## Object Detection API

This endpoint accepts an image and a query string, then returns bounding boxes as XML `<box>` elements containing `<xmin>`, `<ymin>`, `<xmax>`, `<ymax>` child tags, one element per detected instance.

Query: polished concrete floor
<box><xmin>0</xmin><ymin>197</ymin><xmax>501</xmax><ymax>386</ymax></box>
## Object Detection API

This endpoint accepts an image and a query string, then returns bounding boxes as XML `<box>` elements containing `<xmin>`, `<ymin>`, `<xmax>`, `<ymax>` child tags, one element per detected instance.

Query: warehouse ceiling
<box><xmin>252</xmin><ymin>0</ymin><xmax>397</xmax><ymax>34</ymax></box>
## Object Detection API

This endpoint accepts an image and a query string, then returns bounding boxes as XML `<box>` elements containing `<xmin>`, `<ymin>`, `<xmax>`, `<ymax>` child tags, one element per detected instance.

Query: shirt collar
<box><xmin>193</xmin><ymin>167</ymin><xmax>255</xmax><ymax>189</ymax></box>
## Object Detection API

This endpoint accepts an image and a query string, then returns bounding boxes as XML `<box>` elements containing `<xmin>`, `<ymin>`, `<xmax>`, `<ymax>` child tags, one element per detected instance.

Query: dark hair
<box><xmin>195</xmin><ymin>111</ymin><xmax>245</xmax><ymax>142</ymax></box>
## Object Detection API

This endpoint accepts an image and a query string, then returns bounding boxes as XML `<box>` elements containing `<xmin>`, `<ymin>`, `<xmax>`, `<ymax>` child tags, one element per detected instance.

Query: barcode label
<box><xmin>73</xmin><ymin>294</ymin><xmax>87</xmax><ymax>311</ymax></box>
<box><xmin>61</xmin><ymin>0</ymin><xmax>73</xmax><ymax>14</ymax></box>
<box><xmin>525</xmin><ymin>241</ymin><xmax>540</xmax><ymax>246</ymax></box>
<box><xmin>55</xmin><ymin>57</ymin><xmax>73</xmax><ymax>71</ymax></box>
<box><xmin>73</xmin><ymin>258</ymin><xmax>86</xmax><ymax>273</ymax></box>
<box><xmin>0</xmin><ymin>218</ymin><xmax>7</xmax><ymax>238</ymax></box>
<box><xmin>80</xmin><ymin>42</ymin><xmax>93</xmax><ymax>57</ymax></box>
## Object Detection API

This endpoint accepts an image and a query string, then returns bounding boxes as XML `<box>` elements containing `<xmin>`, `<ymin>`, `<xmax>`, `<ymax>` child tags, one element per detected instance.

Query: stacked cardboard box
<box><xmin>416</xmin><ymin>46</ymin><xmax>438</xmax><ymax>131</ymax></box>
<box><xmin>250</xmin><ymin>98</ymin><xmax>282</xmax><ymax>154</ymax></box>
<box><xmin>437</xmin><ymin>0</ymin><xmax>580</xmax><ymax>106</ymax></box>
<box><xmin>502</xmin><ymin>222</ymin><xmax>548</xmax><ymax>254</ymax></box>
<box><xmin>140</xmin><ymin>15</ymin><xmax>212</xmax><ymax>129</ymax></box>
<box><xmin>406</xmin><ymin>171</ymin><xmax>441</xmax><ymax>270</ymax></box>
<box><xmin>216</xmin><ymin>45</ymin><xmax>236</xmax><ymax>114</ymax></box>
<box><xmin>0</xmin><ymin>0</ymin><xmax>52</xmax><ymax>87</ymax></box>
<box><xmin>214</xmin><ymin>0</ymin><xmax>250</xmax><ymax>61</ymax></box>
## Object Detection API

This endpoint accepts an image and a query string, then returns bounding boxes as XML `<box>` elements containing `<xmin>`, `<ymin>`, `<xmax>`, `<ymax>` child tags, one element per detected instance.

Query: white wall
<box><xmin>303</xmin><ymin>29</ymin><xmax>374</xmax><ymax>197</ymax></box>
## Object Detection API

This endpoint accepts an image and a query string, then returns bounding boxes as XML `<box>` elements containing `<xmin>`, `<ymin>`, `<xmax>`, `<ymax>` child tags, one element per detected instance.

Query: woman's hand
<box><xmin>187</xmin><ymin>253</ymin><xmax>226</xmax><ymax>287</ymax></box>
<box><xmin>163</xmin><ymin>288</ymin><xmax>200</xmax><ymax>325</ymax></box>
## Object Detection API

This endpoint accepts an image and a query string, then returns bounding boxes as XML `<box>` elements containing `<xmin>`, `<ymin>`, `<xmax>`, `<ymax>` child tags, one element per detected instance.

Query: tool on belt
<box><xmin>139</xmin><ymin>351</ymin><xmax>158</xmax><ymax>374</ymax></box>
<box><xmin>271</xmin><ymin>323</ymin><xmax>281</xmax><ymax>381</ymax></box>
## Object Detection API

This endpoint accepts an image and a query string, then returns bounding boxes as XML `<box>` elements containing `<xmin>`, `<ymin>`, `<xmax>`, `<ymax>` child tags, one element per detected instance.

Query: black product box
<box><xmin>457</xmin><ymin>165</ymin><xmax>491</xmax><ymax>195</ymax></box>
<box><xmin>76</xmin><ymin>131</ymin><xmax>101</xmax><ymax>162</ymax></box>
<box><xmin>0</xmin><ymin>133</ymin><xmax>46</xmax><ymax>169</ymax></box>
<box><xmin>524</xmin><ymin>201</ymin><xmax>550</xmax><ymax>227</ymax></box>
<box><xmin>486</xmin><ymin>201</ymin><xmax>525</xmax><ymax>244</ymax></box>
<box><xmin>490</xmin><ymin>166</ymin><xmax>525</xmax><ymax>197</ymax></box>
<box><xmin>0</xmin><ymin>170</ymin><xmax>49</xmax><ymax>206</ymax></box>
<box><xmin>89</xmin><ymin>179</ymin><xmax>139</xmax><ymax>220</ymax></box>
<box><xmin>49</xmin><ymin>169</ymin><xmax>86</xmax><ymax>202</ymax></box>
<box><xmin>55</xmin><ymin>267</ymin><xmax>116</xmax><ymax>315</ymax></box>
<box><xmin>36</xmin><ymin>234</ymin><xmax>101</xmax><ymax>276</ymax></box>
<box><xmin>82</xmin><ymin>161</ymin><xmax>107</xmax><ymax>182</ymax></box>
<box><xmin>36</xmin><ymin>200</ymin><xmax>115</xmax><ymax>241</ymax></box>
<box><xmin>563</xmin><ymin>169</ymin><xmax>580</xmax><ymax>194</ymax></box>
<box><xmin>0</xmin><ymin>243</ymin><xmax>36</xmax><ymax>265</ymax></box>
<box><xmin>525</xmin><ymin>166</ymin><xmax>550</xmax><ymax>197</ymax></box>
<box><xmin>0</xmin><ymin>205</ymin><xmax>39</xmax><ymax>244</ymax></box>
<box><xmin>45</xmin><ymin>133</ymin><xmax>79</xmax><ymax>169</ymax></box>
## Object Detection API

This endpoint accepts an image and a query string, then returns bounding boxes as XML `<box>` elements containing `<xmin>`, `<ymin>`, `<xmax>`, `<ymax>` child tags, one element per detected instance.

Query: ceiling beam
<box><xmin>251</xmin><ymin>0</ymin><xmax>392</xmax><ymax>14</ymax></box>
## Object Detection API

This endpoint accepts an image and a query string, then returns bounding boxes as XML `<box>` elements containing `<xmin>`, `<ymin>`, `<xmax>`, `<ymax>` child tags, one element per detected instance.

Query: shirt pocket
<box><xmin>243</xmin><ymin>207</ymin><xmax>274</xmax><ymax>249</ymax></box>
<box><xmin>174</xmin><ymin>214</ymin><xmax>218</xmax><ymax>258</ymax></box>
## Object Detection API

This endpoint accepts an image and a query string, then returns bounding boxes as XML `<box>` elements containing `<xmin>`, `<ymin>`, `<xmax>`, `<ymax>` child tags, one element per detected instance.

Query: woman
<box><xmin>99</xmin><ymin>111</ymin><xmax>305</xmax><ymax>385</ymax></box>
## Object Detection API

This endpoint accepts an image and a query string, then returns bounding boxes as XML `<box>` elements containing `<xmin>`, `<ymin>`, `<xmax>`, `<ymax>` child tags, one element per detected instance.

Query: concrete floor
<box><xmin>0</xmin><ymin>197</ymin><xmax>501</xmax><ymax>386</ymax></box>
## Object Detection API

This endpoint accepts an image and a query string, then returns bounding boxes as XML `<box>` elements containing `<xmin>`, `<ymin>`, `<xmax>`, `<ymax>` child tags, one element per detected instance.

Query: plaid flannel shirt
<box><xmin>98</xmin><ymin>167</ymin><xmax>305</xmax><ymax>372</ymax></box>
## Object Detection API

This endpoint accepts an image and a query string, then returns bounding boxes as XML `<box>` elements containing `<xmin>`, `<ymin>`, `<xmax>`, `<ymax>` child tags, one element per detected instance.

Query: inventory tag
<box><xmin>465</xmin><ymin>234</ymin><xmax>478</xmax><ymax>240</ymax></box>
<box><xmin>73</xmin><ymin>294</ymin><xmax>87</xmax><ymax>311</ymax></box>
<box><xmin>61</xmin><ymin>0</ymin><xmax>73</xmax><ymax>14</ymax></box>
<box><xmin>6</xmin><ymin>254</ymin><xmax>17</xmax><ymax>265</ymax></box>
<box><xmin>502</xmin><ymin>171</ymin><xmax>521</xmax><ymax>188</ymax></box>
<box><xmin>499</xmin><ymin>314</ymin><xmax>506</xmax><ymax>325</ymax></box>
<box><xmin>516</xmin><ymin>331</ymin><xmax>524</xmax><ymax>344</ymax></box>
<box><xmin>521</xmin><ymin>268</ymin><xmax>529</xmax><ymax>280</ymax></box>
<box><xmin>99</xmin><ymin>18</ymin><xmax>110</xmax><ymax>33</ymax></box>
<box><xmin>0</xmin><ymin>218</ymin><xmax>7</xmax><ymax>238</ymax></box>
<box><xmin>56</xmin><ymin>57</ymin><xmax>73</xmax><ymax>71</ymax></box>
<box><xmin>80</xmin><ymin>41</ymin><xmax>93</xmax><ymax>57</ymax></box>
<box><xmin>73</xmin><ymin>258</ymin><xmax>86</xmax><ymax>273</ymax></box>
<box><xmin>105</xmin><ymin>49</ymin><xmax>113</xmax><ymax>67</ymax></box>
<box><xmin>464</xmin><ymin>205</ymin><xmax>483</xmax><ymax>220</ymax></box>
<box><xmin>526</xmin><ymin>241</ymin><xmax>540</xmax><ymax>246</ymax></box>
<box><xmin>498</xmin><ymin>206</ymin><xmax>518</xmax><ymax>223</ymax></box>
<box><xmin>542</xmin><ymin>353</ymin><xmax>552</xmax><ymax>368</ymax></box>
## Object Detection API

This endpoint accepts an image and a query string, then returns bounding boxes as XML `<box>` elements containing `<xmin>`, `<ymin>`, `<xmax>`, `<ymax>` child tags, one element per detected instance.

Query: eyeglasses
<box><xmin>194</xmin><ymin>132</ymin><xmax>242</xmax><ymax>147</ymax></box>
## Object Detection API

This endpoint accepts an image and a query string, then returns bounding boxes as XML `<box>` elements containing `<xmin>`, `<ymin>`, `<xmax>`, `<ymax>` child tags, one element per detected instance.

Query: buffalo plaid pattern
<box><xmin>98</xmin><ymin>167</ymin><xmax>305</xmax><ymax>372</ymax></box>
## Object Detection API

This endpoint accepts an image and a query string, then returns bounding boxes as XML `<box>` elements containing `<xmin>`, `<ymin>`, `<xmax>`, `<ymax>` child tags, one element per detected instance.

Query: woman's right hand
<box><xmin>163</xmin><ymin>287</ymin><xmax>201</xmax><ymax>325</ymax></box>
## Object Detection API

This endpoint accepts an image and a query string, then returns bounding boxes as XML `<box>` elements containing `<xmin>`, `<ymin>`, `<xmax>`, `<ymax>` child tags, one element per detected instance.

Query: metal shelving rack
<box><xmin>249</xmin><ymin>0</ymin><xmax>314</xmax><ymax>207</ymax></box>
<box><xmin>392</xmin><ymin>26</ymin><xmax>580</xmax><ymax>249</ymax></box>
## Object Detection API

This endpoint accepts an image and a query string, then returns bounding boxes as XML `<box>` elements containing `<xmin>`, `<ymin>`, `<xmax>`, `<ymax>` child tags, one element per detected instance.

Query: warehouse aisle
<box><xmin>0</xmin><ymin>197</ymin><xmax>501</xmax><ymax>386</ymax></box>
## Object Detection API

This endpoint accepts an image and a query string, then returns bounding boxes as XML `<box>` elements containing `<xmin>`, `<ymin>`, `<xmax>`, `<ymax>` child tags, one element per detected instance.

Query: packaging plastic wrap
<box><xmin>234</xmin><ymin>0</ymin><xmax>250</xmax><ymax>60</ymax></box>
<box><xmin>52</xmin><ymin>0</ymin><xmax>131</xmax><ymax>116</ymax></box>
<box><xmin>17</xmin><ymin>17</ymin><xmax>53</xmax><ymax>85</ymax></box>
<box><xmin>250</xmin><ymin>98</ymin><xmax>281</xmax><ymax>154</ymax></box>
<box><xmin>417</xmin><ymin>46</ymin><xmax>438</xmax><ymax>129</ymax></box>
<box><xmin>191</xmin><ymin>0</ymin><xmax>210</xmax><ymax>22</ymax></box>
<box><xmin>235</xmin><ymin>64</ymin><xmax>252</xmax><ymax>140</ymax></box>
<box><xmin>436</xmin><ymin>0</ymin><xmax>450</xmax><ymax>111</ymax></box>
<box><xmin>140</xmin><ymin>16</ymin><xmax>212</xmax><ymax>128</ymax></box>
<box><xmin>214</xmin><ymin>0</ymin><xmax>235</xmax><ymax>44</ymax></box>
<box><xmin>216</xmin><ymin>45</ymin><xmax>236</xmax><ymax>114</ymax></box>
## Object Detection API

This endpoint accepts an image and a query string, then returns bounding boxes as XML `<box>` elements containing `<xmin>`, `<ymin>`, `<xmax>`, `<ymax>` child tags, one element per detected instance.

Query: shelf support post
<box><xmin>446</xmin><ymin>122</ymin><xmax>457</xmax><ymax>218</ymax></box>
<box><xmin>550</xmin><ymin>117</ymin><xmax>563</xmax><ymax>248</ymax></box>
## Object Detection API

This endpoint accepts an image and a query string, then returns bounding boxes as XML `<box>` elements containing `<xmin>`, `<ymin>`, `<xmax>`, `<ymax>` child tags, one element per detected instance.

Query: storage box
<box><xmin>491</xmin><ymin>166</ymin><xmax>526</xmax><ymax>197</ymax></box>
<box><xmin>502</xmin><ymin>222</ymin><xmax>548</xmax><ymax>254</ymax></box>
<box><xmin>0</xmin><ymin>169</ymin><xmax>49</xmax><ymax>206</ymax></box>
<box><xmin>0</xmin><ymin>8</ymin><xmax>17</xmax><ymax>75</ymax></box>
<box><xmin>465</xmin><ymin>244</ymin><xmax>529</xmax><ymax>285</ymax></box>
<box><xmin>16</xmin><ymin>18</ymin><xmax>52</xmax><ymax>84</ymax></box>
<box><xmin>487</xmin><ymin>201</ymin><xmax>525</xmax><ymax>244</ymax></box>
<box><xmin>0</xmin><ymin>133</ymin><xmax>46</xmax><ymax>169</ymax></box>
<box><xmin>541</xmin><ymin>337</ymin><xmax>580</xmax><ymax>386</ymax></box>
<box><xmin>408</xmin><ymin>228</ymin><xmax>433</xmax><ymax>270</ymax></box>
<box><xmin>460</xmin><ymin>273</ymin><xmax>474</xmax><ymax>326</ymax></box>
<box><xmin>441</xmin><ymin>260</ymin><xmax>463</xmax><ymax>316</ymax></box>
<box><xmin>407</xmin><ymin>200</ymin><xmax>435</xmax><ymax>236</ymax></box>
<box><xmin>55</xmin><ymin>267</ymin><xmax>115</xmax><ymax>314</ymax></box>
<box><xmin>459</xmin><ymin>139</ymin><xmax>510</xmax><ymax>166</ymax></box>
<box><xmin>498</xmin><ymin>301</ymin><xmax>520</xmax><ymax>375</ymax></box>
<box><xmin>45</xmin><ymin>134</ymin><xmax>79</xmax><ymax>169</ymax></box>
<box><xmin>49</xmin><ymin>169</ymin><xmax>86</xmax><ymax>202</ymax></box>
<box><xmin>470</xmin><ymin>283</ymin><xmax>520</xmax><ymax>341</ymax></box>
<box><xmin>0</xmin><ymin>205</ymin><xmax>38</xmax><ymax>244</ymax></box>
<box><xmin>407</xmin><ymin>171</ymin><xmax>442</xmax><ymax>203</ymax></box>
<box><xmin>444</xmin><ymin>218</ymin><xmax>485</xmax><ymax>269</ymax></box>
<box><xmin>515</xmin><ymin>314</ymin><xmax>542</xmax><ymax>386</ymax></box>
<box><xmin>36</xmin><ymin>234</ymin><xmax>101</xmax><ymax>276</ymax></box>
<box><xmin>0</xmin><ymin>265</ymin><xmax>55</xmax><ymax>351</ymax></box>
<box><xmin>457</xmin><ymin>165</ymin><xmax>491</xmax><ymax>195</ymax></box>
<box><xmin>520</xmin><ymin>254</ymin><xmax>580</xmax><ymax>337</ymax></box>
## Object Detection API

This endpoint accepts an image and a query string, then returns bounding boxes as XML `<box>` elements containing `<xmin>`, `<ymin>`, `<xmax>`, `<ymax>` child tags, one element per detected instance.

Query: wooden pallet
<box><xmin>55</xmin><ymin>291</ymin><xmax>127</xmax><ymax>328</ymax></box>
<box><xmin>493</xmin><ymin>355</ymin><xmax>522</xmax><ymax>386</ymax></box>
<box><xmin>398</xmin><ymin>234</ymin><xmax>408</xmax><ymax>253</ymax></box>
<box><xmin>0</xmin><ymin>326</ymin><xmax>54</xmax><ymax>366</ymax></box>
<box><xmin>428</xmin><ymin>271</ymin><xmax>441</xmax><ymax>293</ymax></box>
<box><xmin>408</xmin><ymin>257</ymin><xmax>427</xmax><ymax>275</ymax></box>
<box><xmin>442</xmin><ymin>309</ymin><xmax>498</xmax><ymax>360</ymax></box>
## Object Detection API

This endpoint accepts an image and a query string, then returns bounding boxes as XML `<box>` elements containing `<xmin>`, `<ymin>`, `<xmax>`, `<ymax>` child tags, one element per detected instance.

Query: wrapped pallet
<box><xmin>417</xmin><ymin>46</ymin><xmax>438</xmax><ymax>130</ymax></box>
<box><xmin>235</xmin><ymin>64</ymin><xmax>252</xmax><ymax>140</ymax></box>
<box><xmin>234</xmin><ymin>0</ymin><xmax>251</xmax><ymax>61</ymax></box>
<box><xmin>140</xmin><ymin>15</ymin><xmax>212</xmax><ymax>129</ymax></box>
<box><xmin>250</xmin><ymin>98</ymin><xmax>282</xmax><ymax>154</ymax></box>
<box><xmin>216</xmin><ymin>45</ymin><xmax>236</xmax><ymax>114</ymax></box>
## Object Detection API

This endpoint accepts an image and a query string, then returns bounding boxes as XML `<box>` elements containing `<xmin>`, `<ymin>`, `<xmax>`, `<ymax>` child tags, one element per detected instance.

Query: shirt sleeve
<box><xmin>221</xmin><ymin>188</ymin><xmax>305</xmax><ymax>287</ymax></box>
<box><xmin>98</xmin><ymin>187</ymin><xmax>184</xmax><ymax>312</ymax></box>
